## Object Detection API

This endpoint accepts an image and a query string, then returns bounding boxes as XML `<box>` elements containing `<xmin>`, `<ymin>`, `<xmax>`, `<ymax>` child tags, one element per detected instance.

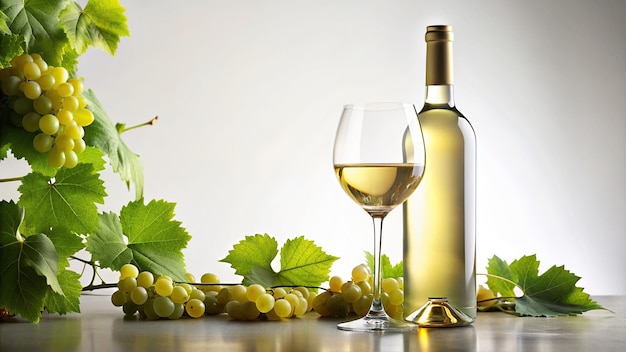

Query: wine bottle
<box><xmin>403</xmin><ymin>25</ymin><xmax>477</xmax><ymax>326</ymax></box>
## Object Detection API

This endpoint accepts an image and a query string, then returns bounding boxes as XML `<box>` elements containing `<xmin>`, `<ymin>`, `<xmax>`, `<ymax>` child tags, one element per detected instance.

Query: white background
<box><xmin>2</xmin><ymin>0</ymin><xmax>625</xmax><ymax>295</ymax></box>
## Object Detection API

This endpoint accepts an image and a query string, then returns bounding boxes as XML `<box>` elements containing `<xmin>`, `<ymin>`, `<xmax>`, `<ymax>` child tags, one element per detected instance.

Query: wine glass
<box><xmin>333</xmin><ymin>102</ymin><xmax>426</xmax><ymax>332</ymax></box>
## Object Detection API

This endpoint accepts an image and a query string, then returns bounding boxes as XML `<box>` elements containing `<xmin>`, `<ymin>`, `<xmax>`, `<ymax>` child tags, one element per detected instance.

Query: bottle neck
<box><xmin>424</xmin><ymin>32</ymin><xmax>455</xmax><ymax>107</ymax></box>
<box><xmin>424</xmin><ymin>84</ymin><xmax>455</xmax><ymax>107</ymax></box>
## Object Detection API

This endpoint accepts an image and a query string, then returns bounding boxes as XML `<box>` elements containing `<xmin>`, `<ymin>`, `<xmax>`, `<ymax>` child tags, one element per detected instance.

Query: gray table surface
<box><xmin>0</xmin><ymin>294</ymin><xmax>623</xmax><ymax>351</ymax></box>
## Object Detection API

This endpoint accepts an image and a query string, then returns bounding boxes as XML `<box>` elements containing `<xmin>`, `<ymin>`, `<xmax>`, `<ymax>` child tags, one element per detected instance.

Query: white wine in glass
<box><xmin>333</xmin><ymin>102</ymin><xmax>425</xmax><ymax>332</ymax></box>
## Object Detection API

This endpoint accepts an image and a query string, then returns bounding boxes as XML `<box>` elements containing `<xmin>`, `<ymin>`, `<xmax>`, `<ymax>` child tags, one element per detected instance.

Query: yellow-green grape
<box><xmin>77</xmin><ymin>95</ymin><xmax>88</xmax><ymax>109</ymax></box>
<box><xmin>63</xmin><ymin>123</ymin><xmax>83</xmax><ymax>140</ymax></box>
<box><xmin>272</xmin><ymin>287</ymin><xmax>287</xmax><ymax>299</ymax></box>
<box><xmin>230</xmin><ymin>285</ymin><xmax>248</xmax><ymax>303</ymax></box>
<box><xmin>1</xmin><ymin>75</ymin><xmax>22</xmax><ymax>96</ymax></box>
<box><xmin>293</xmin><ymin>287</ymin><xmax>309</xmax><ymax>298</ymax></box>
<box><xmin>69</xmin><ymin>78</ymin><xmax>83</xmax><ymax>96</ymax></box>
<box><xmin>22</xmin><ymin>61</ymin><xmax>41</xmax><ymax>80</ymax></box>
<box><xmin>283</xmin><ymin>293</ymin><xmax>299</xmax><ymax>316</ymax></box>
<box><xmin>306</xmin><ymin>291</ymin><xmax>317</xmax><ymax>312</ymax></box>
<box><xmin>189</xmin><ymin>288</ymin><xmax>205</xmax><ymax>302</ymax></box>
<box><xmin>168</xmin><ymin>303</ymin><xmax>185</xmax><ymax>320</ymax></box>
<box><xmin>388</xmin><ymin>288</ymin><xmax>404</xmax><ymax>306</ymax></box>
<box><xmin>185</xmin><ymin>272</ymin><xmax>196</xmax><ymax>283</ymax></box>
<box><xmin>22</xmin><ymin>80</ymin><xmax>41</xmax><ymax>99</ymax></box>
<box><xmin>37</xmin><ymin>73</ymin><xmax>55</xmax><ymax>91</ymax></box>
<box><xmin>225</xmin><ymin>300</ymin><xmax>244</xmax><ymax>320</ymax></box>
<box><xmin>356</xmin><ymin>280</ymin><xmax>372</xmax><ymax>296</ymax></box>
<box><xmin>326</xmin><ymin>293</ymin><xmax>349</xmax><ymax>318</ymax></box>
<box><xmin>241</xmin><ymin>301</ymin><xmax>260</xmax><ymax>320</ymax></box>
<box><xmin>352</xmin><ymin>264</ymin><xmax>371</xmax><ymax>283</ymax></box>
<box><xmin>136</xmin><ymin>271</ymin><xmax>154</xmax><ymax>288</ymax></box>
<box><xmin>130</xmin><ymin>286</ymin><xmax>148</xmax><ymax>305</ymax></box>
<box><xmin>352</xmin><ymin>294</ymin><xmax>372</xmax><ymax>317</ymax></box>
<box><xmin>111</xmin><ymin>290</ymin><xmax>128</xmax><ymax>307</ymax></box>
<box><xmin>39</xmin><ymin>114</ymin><xmax>59</xmax><ymax>135</ymax></box>
<box><xmin>255</xmin><ymin>293</ymin><xmax>275</xmax><ymax>313</ymax></box>
<box><xmin>34</xmin><ymin>59</ymin><xmax>48</xmax><ymax>75</ymax></box>
<box><xmin>329</xmin><ymin>276</ymin><xmax>344</xmax><ymax>293</ymax></box>
<box><xmin>294</xmin><ymin>297</ymin><xmax>308</xmax><ymax>316</ymax></box>
<box><xmin>73</xmin><ymin>138</ymin><xmax>86</xmax><ymax>154</ymax></box>
<box><xmin>54</xmin><ymin>134</ymin><xmax>74</xmax><ymax>152</ymax></box>
<box><xmin>273</xmin><ymin>299</ymin><xmax>292</xmax><ymax>318</ymax></box>
<box><xmin>200</xmin><ymin>272</ymin><xmax>222</xmax><ymax>292</ymax></box>
<box><xmin>33</xmin><ymin>95</ymin><xmax>52</xmax><ymax>115</ymax></box>
<box><xmin>46</xmin><ymin>90</ymin><xmax>63</xmax><ymax>110</ymax></box>
<box><xmin>22</xmin><ymin>112</ymin><xmax>41</xmax><ymax>132</ymax></box>
<box><xmin>142</xmin><ymin>298</ymin><xmax>159</xmax><ymax>320</ymax></box>
<box><xmin>117</xmin><ymin>276</ymin><xmax>138</xmax><ymax>293</ymax></box>
<box><xmin>396</xmin><ymin>277</ymin><xmax>404</xmax><ymax>290</ymax></box>
<box><xmin>47</xmin><ymin>146</ymin><xmax>65</xmax><ymax>168</ymax></box>
<box><xmin>33</xmin><ymin>133</ymin><xmax>53</xmax><ymax>153</ymax></box>
<box><xmin>311</xmin><ymin>291</ymin><xmax>332</xmax><ymax>317</ymax></box>
<box><xmin>153</xmin><ymin>296</ymin><xmax>175</xmax><ymax>318</ymax></box>
<box><xmin>56</xmin><ymin>109</ymin><xmax>73</xmax><ymax>125</ymax></box>
<box><xmin>154</xmin><ymin>278</ymin><xmax>174</xmax><ymax>297</ymax></box>
<box><xmin>381</xmin><ymin>278</ymin><xmax>399</xmax><ymax>293</ymax></box>
<box><xmin>246</xmin><ymin>284</ymin><xmax>266</xmax><ymax>302</ymax></box>
<box><xmin>56</xmin><ymin>82</ymin><xmax>74</xmax><ymax>97</ymax></box>
<box><xmin>13</xmin><ymin>96</ymin><xmax>33</xmax><ymax>114</ymax></box>
<box><xmin>216</xmin><ymin>287</ymin><xmax>233</xmax><ymax>305</ymax></box>
<box><xmin>11</xmin><ymin>53</ymin><xmax>33</xmax><ymax>70</ymax></box>
<box><xmin>62</xmin><ymin>95</ymin><xmax>79</xmax><ymax>112</ymax></box>
<box><xmin>203</xmin><ymin>291</ymin><xmax>223</xmax><ymax>315</ymax></box>
<box><xmin>118</xmin><ymin>263</ymin><xmax>138</xmax><ymax>280</ymax></box>
<box><xmin>51</xmin><ymin>66</ymin><xmax>68</xmax><ymax>87</ymax></box>
<box><xmin>170</xmin><ymin>285</ymin><xmax>190</xmax><ymax>304</ymax></box>
<box><xmin>265</xmin><ymin>308</ymin><xmax>281</xmax><ymax>321</ymax></box>
<box><xmin>340</xmin><ymin>282</ymin><xmax>362</xmax><ymax>304</ymax></box>
<box><xmin>64</xmin><ymin>150</ymin><xmax>78</xmax><ymax>168</ymax></box>
<box><xmin>185</xmin><ymin>298</ymin><xmax>206</xmax><ymax>318</ymax></box>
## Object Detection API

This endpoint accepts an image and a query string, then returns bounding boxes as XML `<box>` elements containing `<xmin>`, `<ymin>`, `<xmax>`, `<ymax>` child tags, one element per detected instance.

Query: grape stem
<box><xmin>119</xmin><ymin>115</ymin><xmax>159</xmax><ymax>133</ymax></box>
<box><xmin>0</xmin><ymin>176</ymin><xmax>24</xmax><ymax>183</ymax></box>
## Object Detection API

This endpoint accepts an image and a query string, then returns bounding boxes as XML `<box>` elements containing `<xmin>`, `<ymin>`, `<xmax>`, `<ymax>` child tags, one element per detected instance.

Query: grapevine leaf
<box><xmin>0</xmin><ymin>0</ymin><xmax>68</xmax><ymax>66</ymax></box>
<box><xmin>0</xmin><ymin>200</ymin><xmax>23</xmax><ymax>241</ymax></box>
<box><xmin>486</xmin><ymin>254</ymin><xmax>606</xmax><ymax>316</ymax></box>
<box><xmin>486</xmin><ymin>255</ymin><xmax>517</xmax><ymax>297</ymax></box>
<box><xmin>365</xmin><ymin>251</ymin><xmax>403</xmax><ymax>279</ymax></box>
<box><xmin>219</xmin><ymin>234</ymin><xmax>279</xmax><ymax>283</ymax></box>
<box><xmin>18</xmin><ymin>164</ymin><xmax>106</xmax><ymax>234</ymax></box>
<box><xmin>221</xmin><ymin>234</ymin><xmax>339</xmax><ymax>288</ymax></box>
<box><xmin>0</xmin><ymin>10</ymin><xmax>10</xmax><ymax>34</ymax></box>
<box><xmin>83</xmin><ymin>89</ymin><xmax>144</xmax><ymax>199</ymax></box>
<box><xmin>0</xmin><ymin>33</ymin><xmax>24</xmax><ymax>67</ymax></box>
<box><xmin>43</xmin><ymin>268</ymin><xmax>82</xmax><ymax>314</ymax></box>
<box><xmin>59</xmin><ymin>0</ymin><xmax>129</xmax><ymax>56</ymax></box>
<box><xmin>86</xmin><ymin>199</ymin><xmax>191</xmax><ymax>281</ymax></box>
<box><xmin>46</xmin><ymin>226</ymin><xmax>84</xmax><ymax>269</ymax></box>
<box><xmin>0</xmin><ymin>125</ymin><xmax>58</xmax><ymax>177</ymax></box>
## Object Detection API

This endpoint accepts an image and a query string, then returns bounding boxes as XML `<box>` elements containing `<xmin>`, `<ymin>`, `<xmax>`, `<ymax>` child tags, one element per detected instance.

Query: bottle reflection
<box><xmin>404</xmin><ymin>325</ymin><xmax>477</xmax><ymax>352</ymax></box>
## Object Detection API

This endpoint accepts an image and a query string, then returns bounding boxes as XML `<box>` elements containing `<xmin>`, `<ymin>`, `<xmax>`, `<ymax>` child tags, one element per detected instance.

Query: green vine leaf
<box><xmin>17</xmin><ymin>163</ymin><xmax>106</xmax><ymax>235</ymax></box>
<box><xmin>86</xmin><ymin>199</ymin><xmax>191</xmax><ymax>281</ymax></box>
<box><xmin>0</xmin><ymin>125</ymin><xmax>58</xmax><ymax>177</ymax></box>
<box><xmin>486</xmin><ymin>254</ymin><xmax>606</xmax><ymax>317</ymax></box>
<box><xmin>82</xmin><ymin>89</ymin><xmax>144</xmax><ymax>199</ymax></box>
<box><xmin>220</xmin><ymin>234</ymin><xmax>339</xmax><ymax>288</ymax></box>
<box><xmin>365</xmin><ymin>251</ymin><xmax>403</xmax><ymax>279</ymax></box>
<box><xmin>43</xmin><ymin>268</ymin><xmax>82</xmax><ymax>315</ymax></box>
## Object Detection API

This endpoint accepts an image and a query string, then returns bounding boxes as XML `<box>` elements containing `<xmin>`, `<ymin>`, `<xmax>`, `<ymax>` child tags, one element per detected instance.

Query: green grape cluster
<box><xmin>312</xmin><ymin>264</ymin><xmax>405</xmax><ymax>319</ymax></box>
<box><xmin>0</xmin><ymin>53</ymin><xmax>94</xmax><ymax>168</ymax></box>
<box><xmin>111</xmin><ymin>264</ymin><xmax>208</xmax><ymax>320</ymax></box>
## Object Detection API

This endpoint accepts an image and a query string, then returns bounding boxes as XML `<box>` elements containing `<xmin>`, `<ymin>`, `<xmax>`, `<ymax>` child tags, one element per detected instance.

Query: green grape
<box><xmin>39</xmin><ymin>114</ymin><xmax>59</xmax><ymax>135</ymax></box>
<box><xmin>33</xmin><ymin>95</ymin><xmax>53</xmax><ymax>115</ymax></box>
<box><xmin>117</xmin><ymin>277</ymin><xmax>138</xmax><ymax>293</ymax></box>
<box><xmin>273</xmin><ymin>299</ymin><xmax>292</xmax><ymax>318</ymax></box>
<box><xmin>381</xmin><ymin>278</ymin><xmax>399</xmax><ymax>293</ymax></box>
<box><xmin>130</xmin><ymin>286</ymin><xmax>148</xmax><ymax>305</ymax></box>
<box><xmin>120</xmin><ymin>264</ymin><xmax>139</xmax><ymax>279</ymax></box>
<box><xmin>225</xmin><ymin>301</ymin><xmax>245</xmax><ymax>320</ymax></box>
<box><xmin>189</xmin><ymin>288</ymin><xmax>205</xmax><ymax>302</ymax></box>
<box><xmin>57</xmin><ymin>109</ymin><xmax>73</xmax><ymax>125</ymax></box>
<box><xmin>51</xmin><ymin>66</ymin><xmax>68</xmax><ymax>86</ymax></box>
<box><xmin>1</xmin><ymin>75</ymin><xmax>22</xmax><ymax>96</ymax></box>
<box><xmin>185</xmin><ymin>272</ymin><xmax>196</xmax><ymax>283</ymax></box>
<box><xmin>272</xmin><ymin>287</ymin><xmax>287</xmax><ymax>299</ymax></box>
<box><xmin>54</xmin><ymin>134</ymin><xmax>74</xmax><ymax>152</ymax></box>
<box><xmin>340</xmin><ymin>282</ymin><xmax>362</xmax><ymax>304</ymax></box>
<box><xmin>63</xmin><ymin>123</ymin><xmax>83</xmax><ymax>140</ymax></box>
<box><xmin>326</xmin><ymin>293</ymin><xmax>349</xmax><ymax>318</ymax></box>
<box><xmin>178</xmin><ymin>283</ymin><xmax>193</xmax><ymax>295</ymax></box>
<box><xmin>356</xmin><ymin>280</ymin><xmax>372</xmax><ymax>296</ymax></box>
<box><xmin>22</xmin><ymin>112</ymin><xmax>41</xmax><ymax>132</ymax></box>
<box><xmin>62</xmin><ymin>95</ymin><xmax>79</xmax><ymax>111</ymax></box>
<box><xmin>284</xmin><ymin>293</ymin><xmax>299</xmax><ymax>313</ymax></box>
<box><xmin>352</xmin><ymin>294</ymin><xmax>373</xmax><ymax>317</ymax></box>
<box><xmin>136</xmin><ymin>271</ymin><xmax>154</xmax><ymax>288</ymax></box>
<box><xmin>311</xmin><ymin>291</ymin><xmax>332</xmax><ymax>317</ymax></box>
<box><xmin>241</xmin><ymin>301</ymin><xmax>260</xmax><ymax>320</ymax></box>
<box><xmin>46</xmin><ymin>90</ymin><xmax>63</xmax><ymax>110</ymax></box>
<box><xmin>23</xmin><ymin>61</ymin><xmax>42</xmax><ymax>80</ymax></box>
<box><xmin>154</xmin><ymin>278</ymin><xmax>174</xmax><ymax>297</ymax></box>
<box><xmin>168</xmin><ymin>303</ymin><xmax>185</xmax><ymax>320</ymax></box>
<box><xmin>34</xmin><ymin>58</ymin><xmax>48</xmax><ymax>73</ymax></box>
<box><xmin>216</xmin><ymin>287</ymin><xmax>233</xmax><ymax>305</ymax></box>
<box><xmin>246</xmin><ymin>284</ymin><xmax>266</xmax><ymax>302</ymax></box>
<box><xmin>329</xmin><ymin>276</ymin><xmax>344</xmax><ymax>292</ymax></box>
<box><xmin>142</xmin><ymin>298</ymin><xmax>159</xmax><ymax>320</ymax></box>
<box><xmin>22</xmin><ymin>80</ymin><xmax>41</xmax><ymax>99</ymax></box>
<box><xmin>294</xmin><ymin>297</ymin><xmax>308</xmax><ymax>316</ymax></box>
<box><xmin>293</xmin><ymin>287</ymin><xmax>310</xmax><ymax>298</ymax></box>
<box><xmin>47</xmin><ymin>147</ymin><xmax>65</xmax><ymax>168</ymax></box>
<box><xmin>11</xmin><ymin>53</ymin><xmax>33</xmax><ymax>70</ymax></box>
<box><xmin>77</xmin><ymin>95</ymin><xmax>88</xmax><ymax>109</ymax></box>
<box><xmin>33</xmin><ymin>133</ymin><xmax>53</xmax><ymax>153</ymax></box>
<box><xmin>265</xmin><ymin>308</ymin><xmax>281</xmax><ymax>321</ymax></box>
<box><xmin>351</xmin><ymin>264</ymin><xmax>371</xmax><ymax>283</ymax></box>
<box><xmin>230</xmin><ymin>285</ymin><xmax>248</xmax><ymax>303</ymax></box>
<box><xmin>69</xmin><ymin>78</ymin><xmax>84</xmax><ymax>96</ymax></box>
<box><xmin>13</xmin><ymin>96</ymin><xmax>33</xmax><ymax>114</ymax></box>
<box><xmin>111</xmin><ymin>290</ymin><xmax>128</xmax><ymax>307</ymax></box>
<box><xmin>9</xmin><ymin>111</ymin><xmax>22</xmax><ymax>127</ymax></box>
<box><xmin>153</xmin><ymin>296</ymin><xmax>175</xmax><ymax>318</ymax></box>
<box><xmin>64</xmin><ymin>150</ymin><xmax>78</xmax><ymax>168</ymax></box>
<box><xmin>122</xmin><ymin>302</ymin><xmax>138</xmax><ymax>316</ymax></box>
<box><xmin>73</xmin><ymin>138</ymin><xmax>86</xmax><ymax>154</ymax></box>
<box><xmin>388</xmin><ymin>288</ymin><xmax>404</xmax><ymax>306</ymax></box>
<box><xmin>306</xmin><ymin>291</ymin><xmax>317</xmax><ymax>312</ymax></box>
<box><xmin>199</xmin><ymin>272</ymin><xmax>222</xmax><ymax>292</ymax></box>
<box><xmin>37</xmin><ymin>73</ymin><xmax>55</xmax><ymax>91</ymax></box>
<box><xmin>57</xmin><ymin>82</ymin><xmax>74</xmax><ymax>97</ymax></box>
<box><xmin>185</xmin><ymin>298</ymin><xmax>206</xmax><ymax>318</ymax></box>
<box><xmin>170</xmin><ymin>285</ymin><xmax>190</xmax><ymax>304</ymax></box>
<box><xmin>255</xmin><ymin>293</ymin><xmax>275</xmax><ymax>313</ymax></box>
<box><xmin>203</xmin><ymin>291</ymin><xmax>224</xmax><ymax>315</ymax></box>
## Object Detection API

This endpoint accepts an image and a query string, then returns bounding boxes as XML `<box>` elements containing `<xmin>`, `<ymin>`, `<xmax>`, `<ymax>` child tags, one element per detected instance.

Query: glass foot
<box><xmin>337</xmin><ymin>311</ymin><xmax>416</xmax><ymax>332</ymax></box>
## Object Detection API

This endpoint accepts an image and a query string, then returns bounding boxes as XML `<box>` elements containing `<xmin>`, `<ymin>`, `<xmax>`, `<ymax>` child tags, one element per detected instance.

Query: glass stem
<box><xmin>369</xmin><ymin>215</ymin><xmax>386</xmax><ymax>314</ymax></box>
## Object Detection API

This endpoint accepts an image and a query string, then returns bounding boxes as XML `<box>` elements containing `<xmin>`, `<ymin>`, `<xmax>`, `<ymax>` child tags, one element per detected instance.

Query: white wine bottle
<box><xmin>403</xmin><ymin>25</ymin><xmax>477</xmax><ymax>326</ymax></box>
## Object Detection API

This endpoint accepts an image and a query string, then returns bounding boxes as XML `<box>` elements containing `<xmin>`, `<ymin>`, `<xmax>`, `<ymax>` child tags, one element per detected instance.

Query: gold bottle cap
<box><xmin>406</xmin><ymin>297</ymin><xmax>474</xmax><ymax>327</ymax></box>
<box><xmin>425</xmin><ymin>25</ymin><xmax>453</xmax><ymax>42</ymax></box>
